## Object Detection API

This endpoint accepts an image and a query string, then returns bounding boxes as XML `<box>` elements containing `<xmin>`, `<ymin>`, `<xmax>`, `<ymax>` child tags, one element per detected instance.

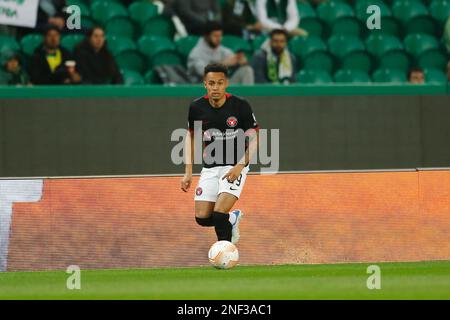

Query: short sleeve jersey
<box><xmin>188</xmin><ymin>93</ymin><xmax>259</xmax><ymax>168</ymax></box>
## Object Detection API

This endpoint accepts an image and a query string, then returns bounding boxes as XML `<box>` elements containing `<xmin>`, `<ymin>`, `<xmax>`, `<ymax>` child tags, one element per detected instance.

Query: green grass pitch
<box><xmin>0</xmin><ymin>261</ymin><xmax>449</xmax><ymax>300</ymax></box>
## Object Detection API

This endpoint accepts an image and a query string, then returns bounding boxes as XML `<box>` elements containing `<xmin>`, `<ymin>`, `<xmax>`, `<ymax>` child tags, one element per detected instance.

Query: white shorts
<box><xmin>194</xmin><ymin>165</ymin><xmax>250</xmax><ymax>202</ymax></box>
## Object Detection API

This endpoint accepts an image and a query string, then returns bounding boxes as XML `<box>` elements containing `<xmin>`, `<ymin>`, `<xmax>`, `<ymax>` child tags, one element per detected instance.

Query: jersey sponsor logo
<box><xmin>226</xmin><ymin>116</ymin><xmax>238</xmax><ymax>128</ymax></box>
<box><xmin>195</xmin><ymin>187</ymin><xmax>203</xmax><ymax>196</ymax></box>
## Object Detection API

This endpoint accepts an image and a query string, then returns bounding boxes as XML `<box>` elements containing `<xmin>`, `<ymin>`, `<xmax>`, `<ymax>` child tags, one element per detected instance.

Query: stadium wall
<box><xmin>3</xmin><ymin>169</ymin><xmax>450</xmax><ymax>272</ymax></box>
<box><xmin>0</xmin><ymin>85</ymin><xmax>450</xmax><ymax>177</ymax></box>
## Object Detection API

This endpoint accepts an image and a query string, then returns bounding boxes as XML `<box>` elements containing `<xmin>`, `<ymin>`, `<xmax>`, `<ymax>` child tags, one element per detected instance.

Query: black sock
<box><xmin>212</xmin><ymin>211</ymin><xmax>232</xmax><ymax>242</ymax></box>
<box><xmin>195</xmin><ymin>216</ymin><xmax>215</xmax><ymax>227</ymax></box>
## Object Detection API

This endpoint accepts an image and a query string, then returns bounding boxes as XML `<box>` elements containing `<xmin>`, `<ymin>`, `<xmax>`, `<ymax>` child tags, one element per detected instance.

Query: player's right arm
<box><xmin>181</xmin><ymin>129</ymin><xmax>194</xmax><ymax>192</ymax></box>
<box><xmin>181</xmin><ymin>104</ymin><xmax>196</xmax><ymax>192</ymax></box>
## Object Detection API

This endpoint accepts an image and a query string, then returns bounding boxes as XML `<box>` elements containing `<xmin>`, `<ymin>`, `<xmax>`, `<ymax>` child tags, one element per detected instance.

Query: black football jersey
<box><xmin>188</xmin><ymin>93</ymin><xmax>259</xmax><ymax>168</ymax></box>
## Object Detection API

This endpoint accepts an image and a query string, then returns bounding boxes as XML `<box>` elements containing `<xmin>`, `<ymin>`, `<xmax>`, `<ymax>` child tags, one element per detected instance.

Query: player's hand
<box><xmin>222</xmin><ymin>165</ymin><xmax>244</xmax><ymax>183</ymax></box>
<box><xmin>181</xmin><ymin>174</ymin><xmax>192</xmax><ymax>192</ymax></box>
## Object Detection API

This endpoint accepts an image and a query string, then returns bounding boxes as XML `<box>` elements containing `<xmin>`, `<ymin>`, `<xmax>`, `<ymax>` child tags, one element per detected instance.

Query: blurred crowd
<box><xmin>0</xmin><ymin>0</ymin><xmax>449</xmax><ymax>86</ymax></box>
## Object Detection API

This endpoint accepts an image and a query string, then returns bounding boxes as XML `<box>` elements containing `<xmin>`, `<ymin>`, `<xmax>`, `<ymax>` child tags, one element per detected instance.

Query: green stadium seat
<box><xmin>60</xmin><ymin>33</ymin><xmax>85</xmax><ymax>52</ymax></box>
<box><xmin>297</xmin><ymin>69</ymin><xmax>333</xmax><ymax>84</ymax></box>
<box><xmin>105</xmin><ymin>17</ymin><xmax>136</xmax><ymax>39</ymax></box>
<box><xmin>252</xmin><ymin>35</ymin><xmax>269</xmax><ymax>51</ymax></box>
<box><xmin>138</xmin><ymin>35</ymin><xmax>176</xmax><ymax>58</ymax></box>
<box><xmin>429</xmin><ymin>0</ymin><xmax>450</xmax><ymax>25</ymax></box>
<box><xmin>372</xmin><ymin>68</ymin><xmax>407</xmax><ymax>83</ymax></box>
<box><xmin>128</xmin><ymin>1</ymin><xmax>159</xmax><ymax>27</ymax></box>
<box><xmin>66</xmin><ymin>0</ymin><xmax>91</xmax><ymax>17</ymax></box>
<box><xmin>121</xmin><ymin>69</ymin><xmax>144</xmax><ymax>85</ymax></box>
<box><xmin>90</xmin><ymin>1</ymin><xmax>128</xmax><ymax>26</ymax></box>
<box><xmin>106</xmin><ymin>35</ymin><xmax>137</xmax><ymax>56</ymax></box>
<box><xmin>144</xmin><ymin>70</ymin><xmax>161</xmax><ymax>84</ymax></box>
<box><xmin>302</xmin><ymin>51</ymin><xmax>335</xmax><ymax>74</ymax></box>
<box><xmin>392</xmin><ymin>0</ymin><xmax>437</xmax><ymax>35</ymax></box>
<box><xmin>365</xmin><ymin>34</ymin><xmax>403</xmax><ymax>58</ymax></box>
<box><xmin>221</xmin><ymin>35</ymin><xmax>253</xmax><ymax>57</ymax></box>
<box><xmin>81</xmin><ymin>16</ymin><xmax>95</xmax><ymax>29</ymax></box>
<box><xmin>424</xmin><ymin>68</ymin><xmax>448</xmax><ymax>83</ymax></box>
<box><xmin>20</xmin><ymin>33</ymin><xmax>44</xmax><ymax>56</ymax></box>
<box><xmin>334</xmin><ymin>69</ymin><xmax>371</xmax><ymax>83</ymax></box>
<box><xmin>289</xmin><ymin>36</ymin><xmax>327</xmax><ymax>60</ymax></box>
<box><xmin>365</xmin><ymin>33</ymin><xmax>410</xmax><ymax>70</ymax></box>
<box><xmin>317</xmin><ymin>0</ymin><xmax>361</xmax><ymax>37</ymax></box>
<box><xmin>151</xmin><ymin>51</ymin><xmax>183</xmax><ymax>68</ymax></box>
<box><xmin>328</xmin><ymin>35</ymin><xmax>372</xmax><ymax>72</ymax></box>
<box><xmin>0</xmin><ymin>35</ymin><xmax>20</xmax><ymax>55</ymax></box>
<box><xmin>175</xmin><ymin>35</ymin><xmax>200</xmax><ymax>63</ymax></box>
<box><xmin>142</xmin><ymin>16</ymin><xmax>175</xmax><ymax>39</ymax></box>
<box><xmin>115</xmin><ymin>51</ymin><xmax>146</xmax><ymax>74</ymax></box>
<box><xmin>403</xmin><ymin>33</ymin><xmax>439</xmax><ymax>57</ymax></box>
<box><xmin>417</xmin><ymin>48</ymin><xmax>447</xmax><ymax>70</ymax></box>
<box><xmin>297</xmin><ymin>1</ymin><xmax>325</xmax><ymax>38</ymax></box>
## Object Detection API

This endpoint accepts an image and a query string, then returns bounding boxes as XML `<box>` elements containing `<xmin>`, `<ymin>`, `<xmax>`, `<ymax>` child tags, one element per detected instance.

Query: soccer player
<box><xmin>180</xmin><ymin>63</ymin><xmax>259</xmax><ymax>244</ymax></box>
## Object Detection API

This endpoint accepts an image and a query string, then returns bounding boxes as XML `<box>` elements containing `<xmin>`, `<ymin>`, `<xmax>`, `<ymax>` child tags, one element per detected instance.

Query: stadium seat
<box><xmin>372</xmin><ymin>68</ymin><xmax>407</xmax><ymax>83</ymax></box>
<box><xmin>20</xmin><ymin>33</ymin><xmax>44</xmax><ymax>56</ymax></box>
<box><xmin>142</xmin><ymin>16</ymin><xmax>175</xmax><ymax>39</ymax></box>
<box><xmin>316</xmin><ymin>0</ymin><xmax>361</xmax><ymax>37</ymax></box>
<box><xmin>115</xmin><ymin>51</ymin><xmax>146</xmax><ymax>74</ymax></box>
<box><xmin>302</xmin><ymin>51</ymin><xmax>335</xmax><ymax>74</ymax></box>
<box><xmin>144</xmin><ymin>70</ymin><xmax>161</xmax><ymax>84</ymax></box>
<box><xmin>417</xmin><ymin>49</ymin><xmax>447</xmax><ymax>70</ymax></box>
<box><xmin>121</xmin><ymin>69</ymin><xmax>144</xmax><ymax>85</ymax></box>
<box><xmin>0</xmin><ymin>35</ymin><xmax>20</xmax><ymax>55</ymax></box>
<box><xmin>175</xmin><ymin>35</ymin><xmax>200</xmax><ymax>63</ymax></box>
<box><xmin>138</xmin><ymin>35</ymin><xmax>176</xmax><ymax>59</ymax></box>
<box><xmin>106</xmin><ymin>35</ymin><xmax>137</xmax><ymax>56</ymax></box>
<box><xmin>221</xmin><ymin>35</ymin><xmax>253</xmax><ymax>58</ymax></box>
<box><xmin>105</xmin><ymin>17</ymin><xmax>136</xmax><ymax>39</ymax></box>
<box><xmin>66</xmin><ymin>0</ymin><xmax>90</xmax><ymax>18</ymax></box>
<box><xmin>424</xmin><ymin>68</ymin><xmax>448</xmax><ymax>83</ymax></box>
<box><xmin>60</xmin><ymin>33</ymin><xmax>85</xmax><ymax>52</ymax></box>
<box><xmin>297</xmin><ymin>1</ymin><xmax>325</xmax><ymax>38</ymax></box>
<box><xmin>392</xmin><ymin>0</ymin><xmax>437</xmax><ymax>35</ymax></box>
<box><xmin>334</xmin><ymin>69</ymin><xmax>371</xmax><ymax>83</ymax></box>
<box><xmin>289</xmin><ymin>35</ymin><xmax>327</xmax><ymax>60</ymax></box>
<box><xmin>90</xmin><ymin>1</ymin><xmax>128</xmax><ymax>26</ymax></box>
<box><xmin>296</xmin><ymin>69</ymin><xmax>333</xmax><ymax>84</ymax></box>
<box><xmin>403</xmin><ymin>33</ymin><xmax>439</xmax><ymax>57</ymax></box>
<box><xmin>252</xmin><ymin>35</ymin><xmax>269</xmax><ymax>51</ymax></box>
<box><xmin>429</xmin><ymin>0</ymin><xmax>450</xmax><ymax>25</ymax></box>
<box><xmin>128</xmin><ymin>1</ymin><xmax>159</xmax><ymax>27</ymax></box>
<box><xmin>328</xmin><ymin>35</ymin><xmax>372</xmax><ymax>72</ymax></box>
<box><xmin>365</xmin><ymin>33</ymin><xmax>410</xmax><ymax>70</ymax></box>
<box><xmin>151</xmin><ymin>51</ymin><xmax>183</xmax><ymax>68</ymax></box>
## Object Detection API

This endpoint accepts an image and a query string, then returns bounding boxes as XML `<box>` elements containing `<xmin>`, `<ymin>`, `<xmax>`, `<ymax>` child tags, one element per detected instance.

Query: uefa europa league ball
<box><xmin>208</xmin><ymin>240</ymin><xmax>239</xmax><ymax>269</ymax></box>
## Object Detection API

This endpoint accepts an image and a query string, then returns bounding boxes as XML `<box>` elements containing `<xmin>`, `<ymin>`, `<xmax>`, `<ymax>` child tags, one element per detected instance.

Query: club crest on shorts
<box><xmin>195</xmin><ymin>187</ymin><xmax>203</xmax><ymax>196</ymax></box>
<box><xmin>226</xmin><ymin>116</ymin><xmax>238</xmax><ymax>128</ymax></box>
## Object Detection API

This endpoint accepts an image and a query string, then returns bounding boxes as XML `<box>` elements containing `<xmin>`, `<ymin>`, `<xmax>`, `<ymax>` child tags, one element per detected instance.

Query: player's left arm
<box><xmin>222</xmin><ymin>101</ymin><xmax>259</xmax><ymax>183</ymax></box>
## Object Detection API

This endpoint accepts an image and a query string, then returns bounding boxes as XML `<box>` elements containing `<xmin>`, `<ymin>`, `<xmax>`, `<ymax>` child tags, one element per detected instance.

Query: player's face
<box><xmin>204</xmin><ymin>72</ymin><xmax>228</xmax><ymax>100</ymax></box>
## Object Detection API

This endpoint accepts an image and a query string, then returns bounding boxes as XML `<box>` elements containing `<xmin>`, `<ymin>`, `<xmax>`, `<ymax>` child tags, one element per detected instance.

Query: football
<box><xmin>208</xmin><ymin>241</ymin><xmax>239</xmax><ymax>269</ymax></box>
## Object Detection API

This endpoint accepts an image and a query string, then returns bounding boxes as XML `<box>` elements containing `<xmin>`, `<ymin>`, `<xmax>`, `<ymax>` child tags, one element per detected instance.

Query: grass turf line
<box><xmin>0</xmin><ymin>261</ymin><xmax>449</xmax><ymax>299</ymax></box>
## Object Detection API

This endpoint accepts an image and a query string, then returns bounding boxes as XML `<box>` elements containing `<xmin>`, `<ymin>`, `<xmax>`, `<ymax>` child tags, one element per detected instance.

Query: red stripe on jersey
<box><xmin>203</xmin><ymin>93</ymin><xmax>232</xmax><ymax>99</ymax></box>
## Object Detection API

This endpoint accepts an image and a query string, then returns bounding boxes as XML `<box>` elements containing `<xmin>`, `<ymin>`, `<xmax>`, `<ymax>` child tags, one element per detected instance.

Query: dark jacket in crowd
<box><xmin>74</xmin><ymin>41</ymin><xmax>123</xmax><ymax>85</ymax></box>
<box><xmin>175</xmin><ymin>0</ymin><xmax>221</xmax><ymax>34</ymax></box>
<box><xmin>29</xmin><ymin>45</ymin><xmax>73</xmax><ymax>85</ymax></box>
<box><xmin>252</xmin><ymin>49</ymin><xmax>297</xmax><ymax>84</ymax></box>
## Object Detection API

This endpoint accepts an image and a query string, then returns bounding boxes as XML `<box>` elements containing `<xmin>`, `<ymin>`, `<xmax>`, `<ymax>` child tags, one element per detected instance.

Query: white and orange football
<box><xmin>208</xmin><ymin>241</ymin><xmax>239</xmax><ymax>269</ymax></box>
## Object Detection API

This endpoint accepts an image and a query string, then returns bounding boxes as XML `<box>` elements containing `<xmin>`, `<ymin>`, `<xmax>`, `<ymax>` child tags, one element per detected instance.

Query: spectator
<box><xmin>29</xmin><ymin>26</ymin><xmax>81</xmax><ymax>85</ymax></box>
<box><xmin>174</xmin><ymin>0</ymin><xmax>221</xmax><ymax>35</ymax></box>
<box><xmin>252</xmin><ymin>29</ymin><xmax>296</xmax><ymax>84</ymax></box>
<box><xmin>188</xmin><ymin>22</ymin><xmax>254</xmax><ymax>84</ymax></box>
<box><xmin>256</xmin><ymin>0</ymin><xmax>307</xmax><ymax>36</ymax></box>
<box><xmin>408</xmin><ymin>67</ymin><xmax>424</xmax><ymax>84</ymax></box>
<box><xmin>222</xmin><ymin>0</ymin><xmax>262</xmax><ymax>39</ymax></box>
<box><xmin>0</xmin><ymin>52</ymin><xmax>30</xmax><ymax>86</ymax></box>
<box><xmin>74</xmin><ymin>27</ymin><xmax>123</xmax><ymax>85</ymax></box>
